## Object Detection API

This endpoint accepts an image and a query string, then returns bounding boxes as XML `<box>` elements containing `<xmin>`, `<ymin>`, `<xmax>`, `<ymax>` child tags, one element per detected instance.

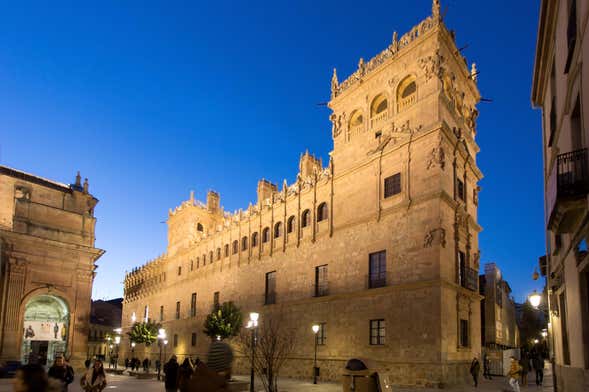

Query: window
<box><xmin>369</xmin><ymin>251</ymin><xmax>387</xmax><ymax>288</ymax></box>
<box><xmin>173</xmin><ymin>334</ymin><xmax>178</xmax><ymax>347</ymax></box>
<box><xmin>232</xmin><ymin>240</ymin><xmax>238</xmax><ymax>254</ymax></box>
<box><xmin>397</xmin><ymin>75</ymin><xmax>417</xmax><ymax>111</ymax></box>
<box><xmin>315</xmin><ymin>265</ymin><xmax>328</xmax><ymax>297</ymax></box>
<box><xmin>216</xmin><ymin>248</ymin><xmax>221</xmax><ymax>260</ymax></box>
<box><xmin>565</xmin><ymin>0</ymin><xmax>577</xmax><ymax>73</ymax></box>
<box><xmin>274</xmin><ymin>222</ymin><xmax>283</xmax><ymax>238</ymax></box>
<box><xmin>242</xmin><ymin>236</ymin><xmax>248</xmax><ymax>251</ymax></box>
<box><xmin>384</xmin><ymin>173</ymin><xmax>401</xmax><ymax>198</ymax></box>
<box><xmin>496</xmin><ymin>283</ymin><xmax>503</xmax><ymax>307</ymax></box>
<box><xmin>214</xmin><ymin>292</ymin><xmax>220</xmax><ymax>308</ymax></box>
<box><xmin>301</xmin><ymin>210</ymin><xmax>311</xmax><ymax>228</ymax></box>
<box><xmin>265</xmin><ymin>271</ymin><xmax>276</xmax><ymax>305</ymax></box>
<box><xmin>197</xmin><ymin>223</ymin><xmax>203</xmax><ymax>232</ymax></box>
<box><xmin>209</xmin><ymin>251</ymin><xmax>213</xmax><ymax>263</ymax></box>
<box><xmin>370</xmin><ymin>319</ymin><xmax>385</xmax><ymax>345</ymax></box>
<box><xmin>262</xmin><ymin>227</ymin><xmax>270</xmax><ymax>243</ymax></box>
<box><xmin>190</xmin><ymin>293</ymin><xmax>197</xmax><ymax>317</ymax></box>
<box><xmin>191</xmin><ymin>332</ymin><xmax>197</xmax><ymax>347</ymax></box>
<box><xmin>175</xmin><ymin>301</ymin><xmax>180</xmax><ymax>319</ymax></box>
<box><xmin>287</xmin><ymin>216</ymin><xmax>295</xmax><ymax>233</ymax></box>
<box><xmin>315</xmin><ymin>322</ymin><xmax>327</xmax><ymax>345</ymax></box>
<box><xmin>190</xmin><ymin>259</ymin><xmax>194</xmax><ymax>271</ymax></box>
<box><xmin>251</xmin><ymin>232</ymin><xmax>259</xmax><ymax>247</ymax></box>
<box><xmin>457</xmin><ymin>178</ymin><xmax>465</xmax><ymax>201</ymax></box>
<box><xmin>571</xmin><ymin>96</ymin><xmax>583</xmax><ymax>150</ymax></box>
<box><xmin>144</xmin><ymin>305</ymin><xmax>149</xmax><ymax>321</ymax></box>
<box><xmin>459</xmin><ymin>319</ymin><xmax>469</xmax><ymax>347</ymax></box>
<box><xmin>224</xmin><ymin>244</ymin><xmax>229</xmax><ymax>257</ymax></box>
<box><xmin>317</xmin><ymin>203</ymin><xmax>328</xmax><ymax>222</ymax></box>
<box><xmin>202</xmin><ymin>254</ymin><xmax>206</xmax><ymax>266</ymax></box>
<box><xmin>560</xmin><ymin>292</ymin><xmax>571</xmax><ymax>365</ymax></box>
<box><xmin>160</xmin><ymin>305</ymin><xmax>164</xmax><ymax>321</ymax></box>
<box><xmin>178</xmin><ymin>266</ymin><xmax>182</xmax><ymax>276</ymax></box>
<box><xmin>458</xmin><ymin>251</ymin><xmax>466</xmax><ymax>287</ymax></box>
<box><xmin>370</xmin><ymin>94</ymin><xmax>388</xmax><ymax>126</ymax></box>
<box><xmin>197</xmin><ymin>257</ymin><xmax>200</xmax><ymax>269</ymax></box>
<box><xmin>548</xmin><ymin>63</ymin><xmax>556</xmax><ymax>147</ymax></box>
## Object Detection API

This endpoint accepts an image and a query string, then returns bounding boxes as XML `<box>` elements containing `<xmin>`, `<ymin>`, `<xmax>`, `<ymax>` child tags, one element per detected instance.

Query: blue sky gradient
<box><xmin>0</xmin><ymin>0</ymin><xmax>544</xmax><ymax>302</ymax></box>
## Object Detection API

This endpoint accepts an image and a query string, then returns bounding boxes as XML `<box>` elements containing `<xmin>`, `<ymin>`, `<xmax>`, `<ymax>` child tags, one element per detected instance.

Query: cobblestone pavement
<box><xmin>0</xmin><ymin>366</ymin><xmax>554</xmax><ymax>392</ymax></box>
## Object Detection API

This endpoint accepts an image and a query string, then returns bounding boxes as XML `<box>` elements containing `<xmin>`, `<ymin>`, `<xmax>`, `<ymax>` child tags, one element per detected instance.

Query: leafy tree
<box><xmin>127</xmin><ymin>320</ymin><xmax>161</xmax><ymax>346</ymax></box>
<box><xmin>203</xmin><ymin>301</ymin><xmax>243</xmax><ymax>340</ymax></box>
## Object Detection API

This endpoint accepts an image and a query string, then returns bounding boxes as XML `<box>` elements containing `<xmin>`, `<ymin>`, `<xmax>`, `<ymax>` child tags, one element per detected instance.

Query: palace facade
<box><xmin>122</xmin><ymin>1</ymin><xmax>483</xmax><ymax>386</ymax></box>
<box><xmin>0</xmin><ymin>166</ymin><xmax>104</xmax><ymax>368</ymax></box>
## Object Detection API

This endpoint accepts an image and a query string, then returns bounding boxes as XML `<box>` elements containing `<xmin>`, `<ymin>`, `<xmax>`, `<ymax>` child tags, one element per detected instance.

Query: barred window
<box><xmin>191</xmin><ymin>332</ymin><xmax>197</xmax><ymax>347</ymax></box>
<box><xmin>175</xmin><ymin>301</ymin><xmax>180</xmax><ymax>319</ymax></box>
<box><xmin>317</xmin><ymin>203</ymin><xmax>328</xmax><ymax>222</ymax></box>
<box><xmin>384</xmin><ymin>173</ymin><xmax>401</xmax><ymax>198</ymax></box>
<box><xmin>370</xmin><ymin>319</ymin><xmax>385</xmax><ymax>345</ymax></box>
<box><xmin>301</xmin><ymin>210</ymin><xmax>311</xmax><ymax>228</ymax></box>
<box><xmin>190</xmin><ymin>293</ymin><xmax>197</xmax><ymax>317</ymax></box>
<box><xmin>459</xmin><ymin>319</ymin><xmax>469</xmax><ymax>347</ymax></box>
<box><xmin>457</xmin><ymin>178</ymin><xmax>465</xmax><ymax>201</ymax></box>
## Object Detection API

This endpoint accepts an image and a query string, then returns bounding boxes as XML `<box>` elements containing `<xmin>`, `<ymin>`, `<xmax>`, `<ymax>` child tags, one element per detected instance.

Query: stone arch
<box><xmin>347</xmin><ymin>109</ymin><xmax>364</xmax><ymax>140</ymax></box>
<box><xmin>396</xmin><ymin>75</ymin><xmax>417</xmax><ymax>112</ymax></box>
<box><xmin>370</xmin><ymin>93</ymin><xmax>389</xmax><ymax>128</ymax></box>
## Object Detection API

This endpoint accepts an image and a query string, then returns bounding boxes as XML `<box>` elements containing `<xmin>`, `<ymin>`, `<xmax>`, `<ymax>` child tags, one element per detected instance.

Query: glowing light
<box><xmin>312</xmin><ymin>324</ymin><xmax>320</xmax><ymax>334</ymax></box>
<box><xmin>529</xmin><ymin>290</ymin><xmax>542</xmax><ymax>308</ymax></box>
<box><xmin>250</xmin><ymin>312</ymin><xmax>259</xmax><ymax>322</ymax></box>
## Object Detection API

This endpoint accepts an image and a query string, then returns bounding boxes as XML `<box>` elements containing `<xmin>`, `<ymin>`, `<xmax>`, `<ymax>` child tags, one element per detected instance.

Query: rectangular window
<box><xmin>178</xmin><ymin>266</ymin><xmax>182</xmax><ymax>276</ymax></box>
<box><xmin>368</xmin><ymin>251</ymin><xmax>387</xmax><ymax>288</ymax></box>
<box><xmin>457</xmin><ymin>179</ymin><xmax>465</xmax><ymax>201</ymax></box>
<box><xmin>175</xmin><ymin>301</ymin><xmax>180</xmax><ymax>320</ymax></box>
<box><xmin>384</xmin><ymin>173</ymin><xmax>401</xmax><ymax>198</ymax></box>
<box><xmin>191</xmin><ymin>332</ymin><xmax>197</xmax><ymax>347</ymax></box>
<box><xmin>370</xmin><ymin>319</ymin><xmax>385</xmax><ymax>345</ymax></box>
<box><xmin>565</xmin><ymin>0</ymin><xmax>577</xmax><ymax>73</ymax></box>
<box><xmin>460</xmin><ymin>319</ymin><xmax>469</xmax><ymax>347</ymax></box>
<box><xmin>458</xmin><ymin>251</ymin><xmax>466</xmax><ymax>287</ymax></box>
<box><xmin>173</xmin><ymin>334</ymin><xmax>178</xmax><ymax>347</ymax></box>
<box><xmin>191</xmin><ymin>259</ymin><xmax>194</xmax><ymax>271</ymax></box>
<box><xmin>160</xmin><ymin>305</ymin><xmax>164</xmax><ymax>321</ymax></box>
<box><xmin>495</xmin><ymin>284</ymin><xmax>503</xmax><ymax>307</ymax></box>
<box><xmin>144</xmin><ymin>305</ymin><xmax>149</xmax><ymax>321</ymax></box>
<box><xmin>560</xmin><ymin>292</ymin><xmax>571</xmax><ymax>365</ymax></box>
<box><xmin>265</xmin><ymin>271</ymin><xmax>276</xmax><ymax>305</ymax></box>
<box><xmin>213</xmin><ymin>292</ymin><xmax>220</xmax><ymax>308</ymax></box>
<box><xmin>316</xmin><ymin>322</ymin><xmax>327</xmax><ymax>345</ymax></box>
<box><xmin>190</xmin><ymin>293</ymin><xmax>197</xmax><ymax>317</ymax></box>
<box><xmin>315</xmin><ymin>265</ymin><xmax>329</xmax><ymax>297</ymax></box>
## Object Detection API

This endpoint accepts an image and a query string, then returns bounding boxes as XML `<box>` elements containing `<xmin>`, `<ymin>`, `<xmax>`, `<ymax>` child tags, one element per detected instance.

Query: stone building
<box><xmin>121</xmin><ymin>1</ymin><xmax>483</xmax><ymax>386</ymax></box>
<box><xmin>532</xmin><ymin>0</ymin><xmax>589</xmax><ymax>390</ymax></box>
<box><xmin>0</xmin><ymin>166</ymin><xmax>104</xmax><ymax>368</ymax></box>
<box><xmin>87</xmin><ymin>298</ymin><xmax>122</xmax><ymax>361</ymax></box>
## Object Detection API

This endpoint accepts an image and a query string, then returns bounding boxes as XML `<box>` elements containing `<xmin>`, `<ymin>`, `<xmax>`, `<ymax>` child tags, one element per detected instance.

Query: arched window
<box><xmin>232</xmin><ymin>240</ymin><xmax>238</xmax><ymax>254</ymax></box>
<box><xmin>197</xmin><ymin>223</ymin><xmax>203</xmax><ymax>232</ymax></box>
<box><xmin>251</xmin><ymin>232</ymin><xmax>259</xmax><ymax>247</ymax></box>
<box><xmin>262</xmin><ymin>227</ymin><xmax>270</xmax><ymax>243</ymax></box>
<box><xmin>209</xmin><ymin>251</ymin><xmax>213</xmax><ymax>263</ymax></box>
<box><xmin>397</xmin><ymin>75</ymin><xmax>417</xmax><ymax>111</ymax></box>
<box><xmin>348</xmin><ymin>110</ymin><xmax>364</xmax><ymax>139</ymax></box>
<box><xmin>242</xmin><ymin>236</ymin><xmax>248</xmax><ymax>251</ymax></box>
<box><xmin>224</xmin><ymin>244</ymin><xmax>229</xmax><ymax>257</ymax></box>
<box><xmin>216</xmin><ymin>248</ymin><xmax>221</xmax><ymax>260</ymax></box>
<box><xmin>317</xmin><ymin>202</ymin><xmax>328</xmax><ymax>222</ymax></box>
<box><xmin>301</xmin><ymin>210</ymin><xmax>311</xmax><ymax>228</ymax></box>
<box><xmin>287</xmin><ymin>216</ymin><xmax>295</xmax><ymax>233</ymax></box>
<box><xmin>274</xmin><ymin>222</ymin><xmax>283</xmax><ymax>238</ymax></box>
<box><xmin>370</xmin><ymin>94</ymin><xmax>388</xmax><ymax>128</ymax></box>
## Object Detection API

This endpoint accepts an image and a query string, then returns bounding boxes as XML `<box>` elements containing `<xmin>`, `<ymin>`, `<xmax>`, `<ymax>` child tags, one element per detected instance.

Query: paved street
<box><xmin>0</xmin><ymin>363</ymin><xmax>555</xmax><ymax>392</ymax></box>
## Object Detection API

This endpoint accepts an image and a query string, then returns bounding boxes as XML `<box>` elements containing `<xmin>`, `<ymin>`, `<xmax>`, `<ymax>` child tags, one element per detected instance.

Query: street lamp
<box><xmin>246</xmin><ymin>312</ymin><xmax>259</xmax><ymax>392</ymax></box>
<box><xmin>114</xmin><ymin>336</ymin><xmax>121</xmax><ymax>369</ymax></box>
<box><xmin>312</xmin><ymin>324</ymin><xmax>320</xmax><ymax>384</ymax></box>
<box><xmin>529</xmin><ymin>290</ymin><xmax>542</xmax><ymax>308</ymax></box>
<box><xmin>131</xmin><ymin>312</ymin><xmax>136</xmax><ymax>323</ymax></box>
<box><xmin>157</xmin><ymin>328</ymin><xmax>166</xmax><ymax>381</ymax></box>
<box><xmin>131</xmin><ymin>341</ymin><xmax>136</xmax><ymax>356</ymax></box>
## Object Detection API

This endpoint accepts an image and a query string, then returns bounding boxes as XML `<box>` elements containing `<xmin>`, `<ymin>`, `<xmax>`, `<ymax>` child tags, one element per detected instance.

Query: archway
<box><xmin>21</xmin><ymin>295</ymin><xmax>69</xmax><ymax>365</ymax></box>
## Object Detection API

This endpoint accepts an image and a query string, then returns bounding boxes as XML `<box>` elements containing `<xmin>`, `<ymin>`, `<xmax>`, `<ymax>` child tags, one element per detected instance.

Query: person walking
<box><xmin>519</xmin><ymin>351</ymin><xmax>530</xmax><ymax>387</ymax></box>
<box><xmin>163</xmin><ymin>355</ymin><xmax>180</xmax><ymax>392</ymax></box>
<box><xmin>532</xmin><ymin>352</ymin><xmax>544</xmax><ymax>386</ymax></box>
<box><xmin>124</xmin><ymin>358</ymin><xmax>129</xmax><ymax>369</ymax></box>
<box><xmin>469</xmin><ymin>357</ymin><xmax>480</xmax><ymax>387</ymax></box>
<box><xmin>482</xmin><ymin>353</ymin><xmax>492</xmax><ymax>380</ymax></box>
<box><xmin>14</xmin><ymin>364</ymin><xmax>49</xmax><ymax>392</ymax></box>
<box><xmin>177</xmin><ymin>358</ymin><xmax>193</xmax><ymax>392</ymax></box>
<box><xmin>80</xmin><ymin>359</ymin><xmax>107</xmax><ymax>392</ymax></box>
<box><xmin>508</xmin><ymin>356</ymin><xmax>522</xmax><ymax>392</ymax></box>
<box><xmin>142</xmin><ymin>358</ymin><xmax>149</xmax><ymax>372</ymax></box>
<box><xmin>48</xmin><ymin>356</ymin><xmax>74</xmax><ymax>392</ymax></box>
<box><xmin>206</xmin><ymin>340</ymin><xmax>234</xmax><ymax>380</ymax></box>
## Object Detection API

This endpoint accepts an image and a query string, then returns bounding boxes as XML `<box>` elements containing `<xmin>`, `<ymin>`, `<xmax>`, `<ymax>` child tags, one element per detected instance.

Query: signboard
<box><xmin>23</xmin><ymin>321</ymin><xmax>67</xmax><ymax>342</ymax></box>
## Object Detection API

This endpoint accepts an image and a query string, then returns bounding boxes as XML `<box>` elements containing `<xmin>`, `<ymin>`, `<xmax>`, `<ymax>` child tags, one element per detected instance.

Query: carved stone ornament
<box><xmin>427</xmin><ymin>143</ymin><xmax>446</xmax><ymax>170</ymax></box>
<box><xmin>473</xmin><ymin>186</ymin><xmax>480</xmax><ymax>206</ymax></box>
<box><xmin>418</xmin><ymin>49</ymin><xmax>445</xmax><ymax>82</ymax></box>
<box><xmin>331</xmin><ymin>112</ymin><xmax>346</xmax><ymax>138</ymax></box>
<box><xmin>473</xmin><ymin>250</ymin><xmax>480</xmax><ymax>265</ymax></box>
<box><xmin>14</xmin><ymin>186</ymin><xmax>31</xmax><ymax>200</ymax></box>
<box><xmin>423</xmin><ymin>227</ymin><xmax>446</xmax><ymax>248</ymax></box>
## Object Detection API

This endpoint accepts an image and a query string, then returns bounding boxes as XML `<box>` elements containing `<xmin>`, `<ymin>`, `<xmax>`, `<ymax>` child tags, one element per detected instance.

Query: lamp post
<box><xmin>157</xmin><ymin>328</ymin><xmax>166</xmax><ymax>381</ymax></box>
<box><xmin>163</xmin><ymin>340</ymin><xmax>168</xmax><ymax>366</ymax></box>
<box><xmin>312</xmin><ymin>324</ymin><xmax>320</xmax><ymax>384</ymax></box>
<box><xmin>246</xmin><ymin>312</ymin><xmax>259</xmax><ymax>392</ymax></box>
<box><xmin>114</xmin><ymin>336</ymin><xmax>121</xmax><ymax>370</ymax></box>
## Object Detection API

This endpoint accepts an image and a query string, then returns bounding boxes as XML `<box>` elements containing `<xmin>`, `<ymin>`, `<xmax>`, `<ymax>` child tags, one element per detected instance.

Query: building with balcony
<box><xmin>532</xmin><ymin>0</ymin><xmax>589</xmax><ymax>390</ymax></box>
<box><xmin>87</xmin><ymin>298</ymin><xmax>122</xmax><ymax>361</ymax></box>
<box><xmin>121</xmin><ymin>1</ymin><xmax>483</xmax><ymax>386</ymax></box>
<box><xmin>0</xmin><ymin>166</ymin><xmax>104</xmax><ymax>368</ymax></box>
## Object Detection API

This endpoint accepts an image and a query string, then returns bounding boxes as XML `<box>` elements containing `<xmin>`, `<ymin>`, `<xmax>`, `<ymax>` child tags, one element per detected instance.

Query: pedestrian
<box><xmin>155</xmin><ymin>359</ymin><xmax>161</xmax><ymax>374</ymax></box>
<box><xmin>519</xmin><ymin>351</ymin><xmax>530</xmax><ymax>387</ymax></box>
<box><xmin>48</xmin><ymin>356</ymin><xmax>74</xmax><ymax>392</ymax></box>
<box><xmin>124</xmin><ymin>358</ymin><xmax>129</xmax><ymax>369</ymax></box>
<box><xmin>508</xmin><ymin>356</ymin><xmax>522</xmax><ymax>392</ymax></box>
<box><xmin>80</xmin><ymin>359</ymin><xmax>107</xmax><ymax>392</ymax></box>
<box><xmin>532</xmin><ymin>352</ymin><xmax>544</xmax><ymax>386</ymax></box>
<box><xmin>84</xmin><ymin>359</ymin><xmax>92</xmax><ymax>370</ymax></box>
<box><xmin>142</xmin><ymin>358</ymin><xmax>149</xmax><ymax>372</ymax></box>
<box><xmin>163</xmin><ymin>355</ymin><xmax>179</xmax><ymax>392</ymax></box>
<box><xmin>177</xmin><ymin>358</ymin><xmax>193</xmax><ymax>392</ymax></box>
<box><xmin>14</xmin><ymin>363</ymin><xmax>49</xmax><ymax>392</ymax></box>
<box><xmin>206</xmin><ymin>339</ymin><xmax>234</xmax><ymax>380</ymax></box>
<box><xmin>469</xmin><ymin>356</ymin><xmax>480</xmax><ymax>387</ymax></box>
<box><xmin>482</xmin><ymin>353</ymin><xmax>492</xmax><ymax>380</ymax></box>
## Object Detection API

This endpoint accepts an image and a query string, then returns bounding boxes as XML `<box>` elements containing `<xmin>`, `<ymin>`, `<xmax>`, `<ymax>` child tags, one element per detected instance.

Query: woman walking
<box><xmin>80</xmin><ymin>359</ymin><xmax>107</xmax><ymax>392</ymax></box>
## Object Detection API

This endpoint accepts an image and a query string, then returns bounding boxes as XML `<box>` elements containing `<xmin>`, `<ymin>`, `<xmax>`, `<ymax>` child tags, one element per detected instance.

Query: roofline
<box><xmin>0</xmin><ymin>165</ymin><xmax>73</xmax><ymax>193</ymax></box>
<box><xmin>531</xmin><ymin>0</ymin><xmax>557</xmax><ymax>107</ymax></box>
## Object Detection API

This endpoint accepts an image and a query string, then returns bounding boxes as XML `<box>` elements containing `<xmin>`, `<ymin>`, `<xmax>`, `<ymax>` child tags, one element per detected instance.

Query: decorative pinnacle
<box><xmin>432</xmin><ymin>0</ymin><xmax>441</xmax><ymax>21</ymax></box>
<box><xmin>331</xmin><ymin>68</ymin><xmax>339</xmax><ymax>97</ymax></box>
<box><xmin>470</xmin><ymin>63</ymin><xmax>478</xmax><ymax>82</ymax></box>
<box><xmin>75</xmin><ymin>171</ymin><xmax>81</xmax><ymax>186</ymax></box>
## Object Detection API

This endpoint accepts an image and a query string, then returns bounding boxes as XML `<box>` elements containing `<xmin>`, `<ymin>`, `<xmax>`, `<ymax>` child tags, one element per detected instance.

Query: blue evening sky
<box><xmin>0</xmin><ymin>1</ymin><xmax>543</xmax><ymax>302</ymax></box>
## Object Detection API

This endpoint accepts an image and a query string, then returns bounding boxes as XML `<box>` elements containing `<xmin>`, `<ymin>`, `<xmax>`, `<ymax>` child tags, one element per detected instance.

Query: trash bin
<box><xmin>342</xmin><ymin>359</ymin><xmax>377</xmax><ymax>392</ymax></box>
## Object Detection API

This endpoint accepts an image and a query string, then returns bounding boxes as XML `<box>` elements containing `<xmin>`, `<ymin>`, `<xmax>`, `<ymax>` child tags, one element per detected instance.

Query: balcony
<box><xmin>460</xmin><ymin>267</ymin><xmax>478</xmax><ymax>292</ymax></box>
<box><xmin>397</xmin><ymin>94</ymin><xmax>416</xmax><ymax>112</ymax></box>
<box><xmin>366</xmin><ymin>272</ymin><xmax>391</xmax><ymax>289</ymax></box>
<box><xmin>313</xmin><ymin>282</ymin><xmax>329</xmax><ymax>297</ymax></box>
<box><xmin>370</xmin><ymin>111</ymin><xmax>388</xmax><ymax>128</ymax></box>
<box><xmin>546</xmin><ymin>148</ymin><xmax>589</xmax><ymax>233</ymax></box>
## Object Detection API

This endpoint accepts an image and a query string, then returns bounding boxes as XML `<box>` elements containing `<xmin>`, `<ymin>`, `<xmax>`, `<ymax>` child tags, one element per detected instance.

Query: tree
<box><xmin>127</xmin><ymin>320</ymin><xmax>161</xmax><ymax>346</ymax></box>
<box><xmin>239</xmin><ymin>310</ymin><xmax>297</xmax><ymax>392</ymax></box>
<box><xmin>203</xmin><ymin>301</ymin><xmax>243</xmax><ymax>340</ymax></box>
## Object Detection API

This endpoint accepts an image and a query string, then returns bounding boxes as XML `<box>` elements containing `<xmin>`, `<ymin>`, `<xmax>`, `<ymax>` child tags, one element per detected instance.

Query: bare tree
<box><xmin>239</xmin><ymin>309</ymin><xmax>297</xmax><ymax>392</ymax></box>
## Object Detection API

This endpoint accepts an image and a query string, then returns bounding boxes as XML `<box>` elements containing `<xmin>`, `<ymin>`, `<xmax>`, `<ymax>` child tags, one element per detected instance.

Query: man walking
<box><xmin>469</xmin><ymin>357</ymin><xmax>480</xmax><ymax>387</ymax></box>
<box><xmin>48</xmin><ymin>356</ymin><xmax>74</xmax><ymax>392</ymax></box>
<box><xmin>163</xmin><ymin>355</ymin><xmax>179</xmax><ymax>392</ymax></box>
<box><xmin>532</xmin><ymin>352</ymin><xmax>544</xmax><ymax>386</ymax></box>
